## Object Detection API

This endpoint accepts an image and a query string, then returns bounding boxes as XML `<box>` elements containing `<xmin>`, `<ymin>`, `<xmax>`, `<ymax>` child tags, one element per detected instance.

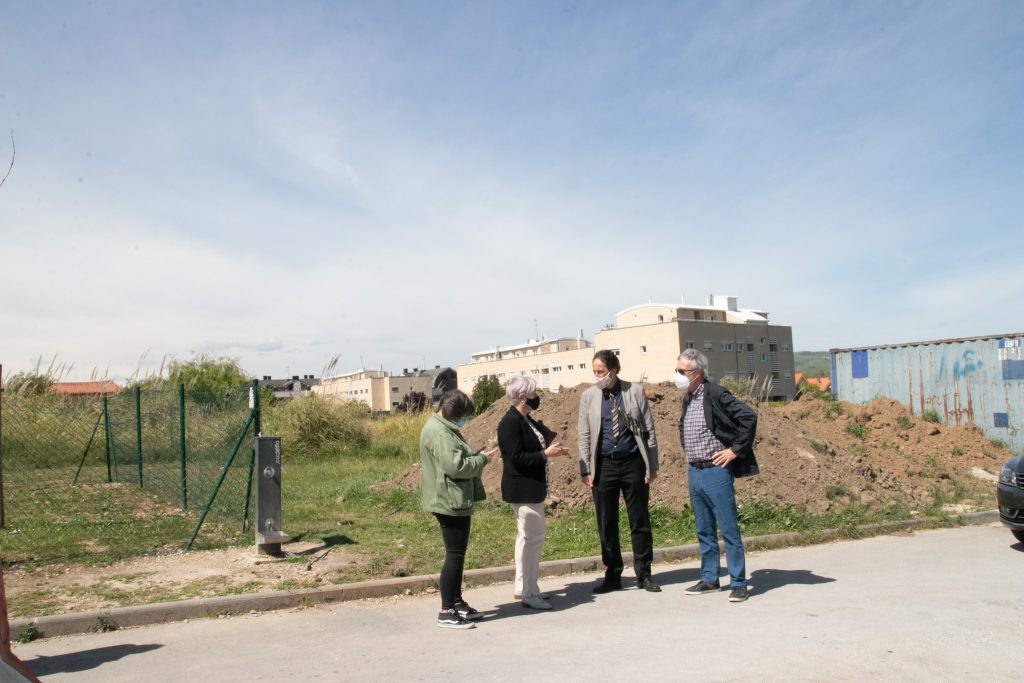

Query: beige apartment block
<box><xmin>314</xmin><ymin>368</ymin><xmax>437</xmax><ymax>412</ymax></box>
<box><xmin>457</xmin><ymin>295</ymin><xmax>796</xmax><ymax>400</ymax></box>
<box><xmin>456</xmin><ymin>338</ymin><xmax>595</xmax><ymax>394</ymax></box>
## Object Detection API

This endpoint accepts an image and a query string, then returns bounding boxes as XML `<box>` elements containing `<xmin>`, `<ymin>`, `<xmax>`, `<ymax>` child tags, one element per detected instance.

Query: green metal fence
<box><xmin>0</xmin><ymin>374</ymin><xmax>260</xmax><ymax>562</ymax></box>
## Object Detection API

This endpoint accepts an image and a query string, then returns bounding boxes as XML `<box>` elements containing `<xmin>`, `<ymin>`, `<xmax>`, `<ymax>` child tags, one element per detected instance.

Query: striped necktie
<box><xmin>608</xmin><ymin>392</ymin><xmax>622</xmax><ymax>439</ymax></box>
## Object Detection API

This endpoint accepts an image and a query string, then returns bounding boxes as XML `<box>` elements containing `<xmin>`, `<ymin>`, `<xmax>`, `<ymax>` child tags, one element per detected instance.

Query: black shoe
<box><xmin>453</xmin><ymin>600</ymin><xmax>483</xmax><ymax>621</ymax></box>
<box><xmin>728</xmin><ymin>587</ymin><xmax>749</xmax><ymax>603</ymax></box>
<box><xmin>592</xmin><ymin>577</ymin><xmax>623</xmax><ymax>594</ymax></box>
<box><xmin>684</xmin><ymin>580</ymin><xmax>721</xmax><ymax>595</ymax></box>
<box><xmin>637</xmin><ymin>577</ymin><xmax>662</xmax><ymax>592</ymax></box>
<box><xmin>437</xmin><ymin>608</ymin><xmax>475</xmax><ymax>629</ymax></box>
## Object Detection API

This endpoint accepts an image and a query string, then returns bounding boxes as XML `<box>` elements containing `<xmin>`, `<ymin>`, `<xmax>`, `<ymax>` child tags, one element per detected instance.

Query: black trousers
<box><xmin>434</xmin><ymin>512</ymin><xmax>471</xmax><ymax>610</ymax></box>
<box><xmin>592</xmin><ymin>454</ymin><xmax>653</xmax><ymax>579</ymax></box>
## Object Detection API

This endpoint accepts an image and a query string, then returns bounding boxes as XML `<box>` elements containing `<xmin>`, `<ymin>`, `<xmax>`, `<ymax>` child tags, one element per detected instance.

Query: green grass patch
<box><xmin>922</xmin><ymin>409</ymin><xmax>942</xmax><ymax>424</ymax></box>
<box><xmin>846</xmin><ymin>423</ymin><xmax>867</xmax><ymax>439</ymax></box>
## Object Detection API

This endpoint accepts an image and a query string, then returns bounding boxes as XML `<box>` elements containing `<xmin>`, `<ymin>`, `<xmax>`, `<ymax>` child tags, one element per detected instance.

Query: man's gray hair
<box><xmin>678</xmin><ymin>348</ymin><xmax>708</xmax><ymax>375</ymax></box>
<box><xmin>505</xmin><ymin>374</ymin><xmax>536</xmax><ymax>402</ymax></box>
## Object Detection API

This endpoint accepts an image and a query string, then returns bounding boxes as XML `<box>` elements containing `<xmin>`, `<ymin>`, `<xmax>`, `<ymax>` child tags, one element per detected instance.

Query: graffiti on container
<box><xmin>938</xmin><ymin>349</ymin><xmax>983</xmax><ymax>381</ymax></box>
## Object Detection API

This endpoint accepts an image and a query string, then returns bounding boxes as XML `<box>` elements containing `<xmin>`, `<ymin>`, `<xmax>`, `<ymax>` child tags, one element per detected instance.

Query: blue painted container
<box><xmin>830</xmin><ymin>333</ymin><xmax>1024</xmax><ymax>453</ymax></box>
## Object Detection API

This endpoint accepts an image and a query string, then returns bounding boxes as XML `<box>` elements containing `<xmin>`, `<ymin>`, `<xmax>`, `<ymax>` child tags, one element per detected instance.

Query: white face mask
<box><xmin>594</xmin><ymin>372</ymin><xmax>615</xmax><ymax>390</ymax></box>
<box><xmin>674</xmin><ymin>370</ymin><xmax>690</xmax><ymax>391</ymax></box>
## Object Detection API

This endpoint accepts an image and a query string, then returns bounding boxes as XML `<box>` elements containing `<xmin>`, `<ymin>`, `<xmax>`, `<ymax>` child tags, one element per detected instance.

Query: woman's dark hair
<box><xmin>438</xmin><ymin>389</ymin><xmax>475</xmax><ymax>421</ymax></box>
<box><xmin>592</xmin><ymin>349</ymin><xmax>621</xmax><ymax>373</ymax></box>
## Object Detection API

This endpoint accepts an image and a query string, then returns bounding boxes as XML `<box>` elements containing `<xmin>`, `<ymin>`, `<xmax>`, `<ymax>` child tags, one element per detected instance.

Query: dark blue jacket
<box><xmin>680</xmin><ymin>380</ymin><xmax>760</xmax><ymax>478</ymax></box>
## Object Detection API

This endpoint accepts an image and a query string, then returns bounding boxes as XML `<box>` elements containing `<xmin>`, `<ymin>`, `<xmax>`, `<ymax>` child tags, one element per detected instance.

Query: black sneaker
<box><xmin>728</xmin><ymin>587</ymin><xmax>749</xmax><ymax>603</ymax></box>
<box><xmin>437</xmin><ymin>608</ymin><xmax>475</xmax><ymax>629</ymax></box>
<box><xmin>593</xmin><ymin>576</ymin><xmax>623</xmax><ymax>594</ymax></box>
<box><xmin>684</xmin><ymin>580</ymin><xmax>721</xmax><ymax>595</ymax></box>
<box><xmin>453</xmin><ymin>600</ymin><xmax>483</xmax><ymax>621</ymax></box>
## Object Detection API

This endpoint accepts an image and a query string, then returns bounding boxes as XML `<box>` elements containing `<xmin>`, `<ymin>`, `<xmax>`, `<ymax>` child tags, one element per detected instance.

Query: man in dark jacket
<box><xmin>676</xmin><ymin>349</ymin><xmax>759</xmax><ymax>603</ymax></box>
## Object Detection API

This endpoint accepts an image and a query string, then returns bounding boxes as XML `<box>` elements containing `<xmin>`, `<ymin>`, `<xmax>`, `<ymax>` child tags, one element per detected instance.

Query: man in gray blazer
<box><xmin>578</xmin><ymin>350</ymin><xmax>661</xmax><ymax>593</ymax></box>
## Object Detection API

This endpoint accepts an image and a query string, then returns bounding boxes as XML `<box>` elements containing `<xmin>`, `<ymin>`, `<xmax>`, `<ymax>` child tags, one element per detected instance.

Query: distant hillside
<box><xmin>794</xmin><ymin>351</ymin><xmax>830</xmax><ymax>377</ymax></box>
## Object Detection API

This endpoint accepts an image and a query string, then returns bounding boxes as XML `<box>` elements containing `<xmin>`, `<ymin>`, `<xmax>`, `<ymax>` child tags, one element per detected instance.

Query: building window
<box><xmin>657</xmin><ymin>315</ymin><xmax>664</xmax><ymax>322</ymax></box>
<box><xmin>610</xmin><ymin>348</ymin><xmax>620</xmax><ymax>356</ymax></box>
<box><xmin>721</xmin><ymin>342</ymin><xmax>733</xmax><ymax>352</ymax></box>
<box><xmin>686</xmin><ymin>340</ymin><xmax>696</xmax><ymax>349</ymax></box>
<box><xmin>566</xmin><ymin>364</ymin><xmax>573</xmax><ymax>370</ymax></box>
<box><xmin>640</xmin><ymin>345</ymin><xmax>647</xmax><ymax>355</ymax></box>
<box><xmin>392</xmin><ymin>402</ymin><xmax>399</xmax><ymax>408</ymax></box>
<box><xmin>760</xmin><ymin>354</ymin><xmax>767</xmax><ymax>362</ymax></box>
<box><xmin>704</xmin><ymin>341</ymin><xmax>714</xmax><ymax>352</ymax></box>
<box><xmin>784</xmin><ymin>371</ymin><xmax>792</xmax><ymax>379</ymax></box>
<box><xmin>552</xmin><ymin>366</ymin><xmax>561</xmax><ymax>372</ymax></box>
<box><xmin>783</xmin><ymin>343</ymin><xmax>790</xmax><ymax>352</ymax></box>
<box><xmin>392</xmin><ymin>387</ymin><xmax>399</xmax><ymax>392</ymax></box>
<box><xmin>497</xmin><ymin>373</ymin><xmax>505</xmax><ymax>379</ymax></box>
<box><xmin>760</xmin><ymin>337</ymin><xmax>766</xmax><ymax>345</ymax></box>
<box><xmin>769</xmin><ymin>343</ymin><xmax>778</xmax><ymax>352</ymax></box>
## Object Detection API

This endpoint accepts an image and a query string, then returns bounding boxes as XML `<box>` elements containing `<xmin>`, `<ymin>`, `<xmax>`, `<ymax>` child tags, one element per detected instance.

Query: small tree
<box><xmin>399</xmin><ymin>391</ymin><xmax>429</xmax><ymax>413</ymax></box>
<box><xmin>166</xmin><ymin>354</ymin><xmax>252</xmax><ymax>397</ymax></box>
<box><xmin>471</xmin><ymin>375</ymin><xmax>504</xmax><ymax>415</ymax></box>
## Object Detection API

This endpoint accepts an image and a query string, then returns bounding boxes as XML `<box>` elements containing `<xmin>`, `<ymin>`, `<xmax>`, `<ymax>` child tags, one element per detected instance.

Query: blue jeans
<box><xmin>688</xmin><ymin>464</ymin><xmax>746</xmax><ymax>588</ymax></box>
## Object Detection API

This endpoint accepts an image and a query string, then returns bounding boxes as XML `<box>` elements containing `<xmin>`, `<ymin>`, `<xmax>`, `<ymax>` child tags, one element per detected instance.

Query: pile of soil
<box><xmin>389</xmin><ymin>383</ymin><xmax>1008</xmax><ymax>514</ymax></box>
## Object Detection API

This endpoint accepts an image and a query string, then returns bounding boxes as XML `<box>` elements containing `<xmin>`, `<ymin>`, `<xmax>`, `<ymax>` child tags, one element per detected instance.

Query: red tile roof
<box><xmin>51</xmin><ymin>381</ymin><xmax>120</xmax><ymax>395</ymax></box>
<box><xmin>805</xmin><ymin>377</ymin><xmax>831</xmax><ymax>391</ymax></box>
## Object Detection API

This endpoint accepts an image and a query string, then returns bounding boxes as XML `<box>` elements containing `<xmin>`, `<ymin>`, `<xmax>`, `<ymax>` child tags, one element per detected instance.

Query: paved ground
<box><xmin>12</xmin><ymin>523</ymin><xmax>1024</xmax><ymax>682</ymax></box>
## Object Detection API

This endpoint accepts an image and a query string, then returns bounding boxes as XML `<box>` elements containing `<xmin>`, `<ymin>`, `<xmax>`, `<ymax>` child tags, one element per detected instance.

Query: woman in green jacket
<box><xmin>420</xmin><ymin>390</ymin><xmax>496</xmax><ymax>629</ymax></box>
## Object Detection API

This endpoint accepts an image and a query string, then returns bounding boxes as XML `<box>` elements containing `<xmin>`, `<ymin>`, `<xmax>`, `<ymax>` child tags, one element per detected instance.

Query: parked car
<box><xmin>997</xmin><ymin>453</ymin><xmax>1024</xmax><ymax>543</ymax></box>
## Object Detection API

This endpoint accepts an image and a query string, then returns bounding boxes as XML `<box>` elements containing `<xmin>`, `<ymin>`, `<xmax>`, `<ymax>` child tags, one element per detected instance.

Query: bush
<box><xmin>846</xmin><ymin>423</ymin><xmax>867</xmax><ymax>439</ymax></box>
<box><xmin>471</xmin><ymin>376</ymin><xmax>503</xmax><ymax>415</ymax></box>
<box><xmin>896</xmin><ymin>415</ymin><xmax>912</xmax><ymax>430</ymax></box>
<box><xmin>262</xmin><ymin>395</ymin><xmax>370</xmax><ymax>458</ymax></box>
<box><xmin>921</xmin><ymin>409</ymin><xmax>942</xmax><ymax>424</ymax></box>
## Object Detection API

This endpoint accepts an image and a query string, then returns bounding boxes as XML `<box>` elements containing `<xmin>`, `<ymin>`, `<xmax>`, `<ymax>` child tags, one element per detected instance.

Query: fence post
<box><xmin>178</xmin><ymin>384</ymin><xmax>187</xmax><ymax>510</ymax></box>
<box><xmin>72</xmin><ymin>411</ymin><xmax>103</xmax><ymax>485</ymax></box>
<box><xmin>242</xmin><ymin>379</ymin><xmax>260</xmax><ymax>531</ymax></box>
<box><xmin>103</xmin><ymin>395</ymin><xmax>113</xmax><ymax>483</ymax></box>
<box><xmin>135</xmin><ymin>386</ymin><xmax>143</xmax><ymax>487</ymax></box>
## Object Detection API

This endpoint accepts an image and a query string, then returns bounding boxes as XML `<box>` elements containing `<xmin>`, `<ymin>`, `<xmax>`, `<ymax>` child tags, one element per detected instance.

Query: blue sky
<box><xmin>1</xmin><ymin>1</ymin><xmax>1022</xmax><ymax>381</ymax></box>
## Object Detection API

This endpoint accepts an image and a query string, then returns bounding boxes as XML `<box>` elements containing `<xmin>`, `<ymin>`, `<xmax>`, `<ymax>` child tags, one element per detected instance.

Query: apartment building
<box><xmin>456</xmin><ymin>295</ymin><xmax>796</xmax><ymax>400</ymax></box>
<box><xmin>314</xmin><ymin>367</ymin><xmax>440</xmax><ymax>412</ymax></box>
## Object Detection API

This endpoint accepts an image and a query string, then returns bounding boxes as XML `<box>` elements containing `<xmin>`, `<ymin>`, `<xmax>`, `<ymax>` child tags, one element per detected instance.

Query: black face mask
<box><xmin>525</xmin><ymin>395</ymin><xmax>541</xmax><ymax>410</ymax></box>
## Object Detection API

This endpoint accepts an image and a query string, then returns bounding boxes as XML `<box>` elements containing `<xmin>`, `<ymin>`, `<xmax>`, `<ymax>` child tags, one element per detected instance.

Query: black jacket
<box><xmin>497</xmin><ymin>405</ymin><xmax>557</xmax><ymax>504</ymax></box>
<box><xmin>680</xmin><ymin>380</ymin><xmax>760</xmax><ymax>478</ymax></box>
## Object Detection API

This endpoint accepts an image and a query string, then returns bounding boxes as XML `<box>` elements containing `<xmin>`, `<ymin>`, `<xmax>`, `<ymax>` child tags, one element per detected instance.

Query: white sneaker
<box><xmin>521</xmin><ymin>595</ymin><xmax>552</xmax><ymax>610</ymax></box>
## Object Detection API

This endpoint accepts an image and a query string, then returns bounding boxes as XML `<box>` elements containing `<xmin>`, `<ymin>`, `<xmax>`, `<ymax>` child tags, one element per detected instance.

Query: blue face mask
<box><xmin>453</xmin><ymin>417</ymin><xmax>467</xmax><ymax>428</ymax></box>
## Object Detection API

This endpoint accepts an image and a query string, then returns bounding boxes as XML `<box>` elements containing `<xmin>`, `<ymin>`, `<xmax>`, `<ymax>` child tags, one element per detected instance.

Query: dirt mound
<box><xmin>388</xmin><ymin>384</ymin><xmax>1008</xmax><ymax>514</ymax></box>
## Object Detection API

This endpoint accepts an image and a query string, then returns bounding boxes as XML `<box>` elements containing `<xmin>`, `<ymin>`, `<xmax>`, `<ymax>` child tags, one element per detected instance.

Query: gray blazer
<box><xmin>577</xmin><ymin>379</ymin><xmax>659</xmax><ymax>479</ymax></box>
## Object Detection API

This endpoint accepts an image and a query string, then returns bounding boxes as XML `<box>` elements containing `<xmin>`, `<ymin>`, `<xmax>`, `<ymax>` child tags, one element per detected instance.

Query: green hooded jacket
<box><xmin>420</xmin><ymin>413</ymin><xmax>488</xmax><ymax>516</ymax></box>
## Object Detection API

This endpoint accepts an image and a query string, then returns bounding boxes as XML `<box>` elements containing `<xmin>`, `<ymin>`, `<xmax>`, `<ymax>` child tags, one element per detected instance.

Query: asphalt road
<box><xmin>12</xmin><ymin>523</ymin><xmax>1024</xmax><ymax>682</ymax></box>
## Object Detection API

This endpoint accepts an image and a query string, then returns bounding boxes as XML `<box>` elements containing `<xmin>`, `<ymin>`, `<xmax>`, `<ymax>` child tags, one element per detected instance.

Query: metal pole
<box><xmin>135</xmin><ymin>386</ymin><xmax>143</xmax><ymax>487</ymax></box>
<box><xmin>178</xmin><ymin>384</ymin><xmax>187</xmax><ymax>510</ymax></box>
<box><xmin>102</xmin><ymin>395</ymin><xmax>112</xmax><ymax>483</ymax></box>
<box><xmin>241</xmin><ymin>380</ymin><xmax>260</xmax><ymax>531</ymax></box>
<box><xmin>72</xmin><ymin>411</ymin><xmax>104</xmax><ymax>485</ymax></box>
<box><xmin>186</xmin><ymin>411</ymin><xmax>255</xmax><ymax>550</ymax></box>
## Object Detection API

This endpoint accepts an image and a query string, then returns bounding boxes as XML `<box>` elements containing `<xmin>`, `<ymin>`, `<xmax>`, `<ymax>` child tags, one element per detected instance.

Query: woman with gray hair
<box><xmin>496</xmin><ymin>374</ymin><xmax>569</xmax><ymax>610</ymax></box>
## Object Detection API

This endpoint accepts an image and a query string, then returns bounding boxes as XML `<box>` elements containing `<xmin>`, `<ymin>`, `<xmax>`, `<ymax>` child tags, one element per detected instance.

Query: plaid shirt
<box><xmin>682</xmin><ymin>383</ymin><xmax>726</xmax><ymax>463</ymax></box>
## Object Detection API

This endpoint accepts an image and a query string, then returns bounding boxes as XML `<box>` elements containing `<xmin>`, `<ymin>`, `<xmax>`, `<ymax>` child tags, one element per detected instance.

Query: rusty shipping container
<box><xmin>830</xmin><ymin>333</ymin><xmax>1024</xmax><ymax>453</ymax></box>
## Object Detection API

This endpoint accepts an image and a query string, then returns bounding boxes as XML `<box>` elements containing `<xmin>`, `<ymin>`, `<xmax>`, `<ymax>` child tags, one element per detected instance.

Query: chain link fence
<box><xmin>0</xmin><ymin>370</ymin><xmax>260</xmax><ymax>565</ymax></box>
